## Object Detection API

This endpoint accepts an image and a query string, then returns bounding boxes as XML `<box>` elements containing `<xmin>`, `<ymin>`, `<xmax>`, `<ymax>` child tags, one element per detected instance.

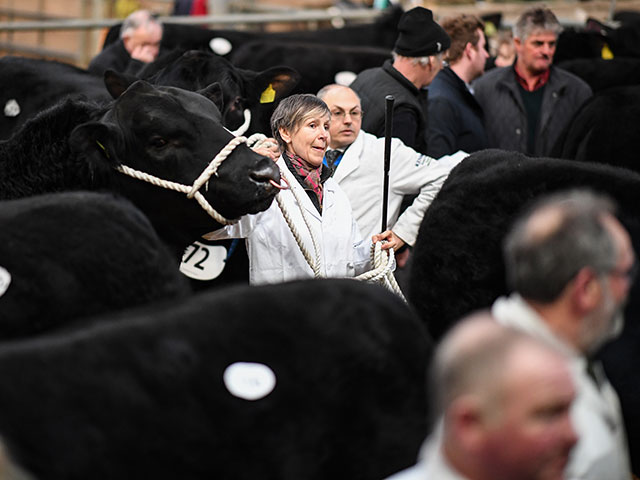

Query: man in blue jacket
<box><xmin>427</xmin><ymin>15</ymin><xmax>489</xmax><ymax>159</ymax></box>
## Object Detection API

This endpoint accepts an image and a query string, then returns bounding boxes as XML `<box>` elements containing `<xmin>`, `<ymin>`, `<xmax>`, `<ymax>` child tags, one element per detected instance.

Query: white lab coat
<box><xmin>205</xmin><ymin>156</ymin><xmax>371</xmax><ymax>285</ymax></box>
<box><xmin>492</xmin><ymin>294</ymin><xmax>632</xmax><ymax>480</ymax></box>
<box><xmin>333</xmin><ymin>130</ymin><xmax>463</xmax><ymax>246</ymax></box>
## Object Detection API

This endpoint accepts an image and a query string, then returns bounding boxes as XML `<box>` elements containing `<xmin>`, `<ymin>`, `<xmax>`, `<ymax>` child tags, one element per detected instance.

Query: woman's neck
<box><xmin>285</xmin><ymin>150</ymin><xmax>316</xmax><ymax>171</ymax></box>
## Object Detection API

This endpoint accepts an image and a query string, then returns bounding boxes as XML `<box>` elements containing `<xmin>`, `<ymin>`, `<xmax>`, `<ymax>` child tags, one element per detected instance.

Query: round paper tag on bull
<box><xmin>223</xmin><ymin>362</ymin><xmax>276</xmax><ymax>401</ymax></box>
<box><xmin>4</xmin><ymin>99</ymin><xmax>20</xmax><ymax>117</ymax></box>
<box><xmin>335</xmin><ymin>71</ymin><xmax>357</xmax><ymax>86</ymax></box>
<box><xmin>0</xmin><ymin>266</ymin><xmax>11</xmax><ymax>298</ymax></box>
<box><xmin>209</xmin><ymin>37</ymin><xmax>232</xmax><ymax>56</ymax></box>
<box><xmin>179</xmin><ymin>241</ymin><xmax>227</xmax><ymax>281</ymax></box>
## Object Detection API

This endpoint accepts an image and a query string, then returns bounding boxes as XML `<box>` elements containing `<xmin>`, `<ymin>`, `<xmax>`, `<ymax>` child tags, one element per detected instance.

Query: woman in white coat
<box><xmin>205</xmin><ymin>94</ymin><xmax>384</xmax><ymax>285</ymax></box>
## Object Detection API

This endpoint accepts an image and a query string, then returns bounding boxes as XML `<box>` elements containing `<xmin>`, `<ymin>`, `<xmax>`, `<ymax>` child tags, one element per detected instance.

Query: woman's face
<box><xmin>279</xmin><ymin>112</ymin><xmax>330</xmax><ymax>168</ymax></box>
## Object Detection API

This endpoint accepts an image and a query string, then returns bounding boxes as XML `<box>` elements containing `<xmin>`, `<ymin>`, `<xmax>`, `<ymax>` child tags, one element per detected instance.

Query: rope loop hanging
<box><xmin>274</xmin><ymin>162</ymin><xmax>406</xmax><ymax>301</ymax></box>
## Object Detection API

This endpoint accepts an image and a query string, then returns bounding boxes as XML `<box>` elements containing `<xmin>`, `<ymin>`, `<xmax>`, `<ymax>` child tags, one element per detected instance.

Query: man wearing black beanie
<box><xmin>350</xmin><ymin>7</ymin><xmax>450</xmax><ymax>155</ymax></box>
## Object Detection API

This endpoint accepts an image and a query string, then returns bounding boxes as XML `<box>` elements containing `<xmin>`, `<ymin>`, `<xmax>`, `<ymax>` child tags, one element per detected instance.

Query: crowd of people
<box><xmin>85</xmin><ymin>5</ymin><xmax>635</xmax><ymax>480</ymax></box>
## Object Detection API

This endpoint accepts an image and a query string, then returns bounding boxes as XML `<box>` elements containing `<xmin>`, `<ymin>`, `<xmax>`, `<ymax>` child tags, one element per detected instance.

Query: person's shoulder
<box><xmin>351</xmin><ymin>65</ymin><xmax>384</xmax><ymax>83</ymax></box>
<box><xmin>475</xmin><ymin>65</ymin><xmax>511</xmax><ymax>86</ymax></box>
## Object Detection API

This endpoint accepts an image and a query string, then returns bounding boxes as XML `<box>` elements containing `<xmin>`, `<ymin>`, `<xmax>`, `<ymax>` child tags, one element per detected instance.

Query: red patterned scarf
<box><xmin>284</xmin><ymin>150</ymin><xmax>324</xmax><ymax>206</ymax></box>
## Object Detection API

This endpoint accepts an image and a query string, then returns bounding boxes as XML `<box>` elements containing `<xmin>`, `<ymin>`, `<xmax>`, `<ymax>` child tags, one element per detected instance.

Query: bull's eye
<box><xmin>233</xmin><ymin>97</ymin><xmax>245</xmax><ymax>109</ymax></box>
<box><xmin>150</xmin><ymin>136</ymin><xmax>168</xmax><ymax>148</ymax></box>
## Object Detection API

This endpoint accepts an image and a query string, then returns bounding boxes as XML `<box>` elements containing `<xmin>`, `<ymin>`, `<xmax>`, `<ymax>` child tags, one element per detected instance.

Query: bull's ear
<box><xmin>69</xmin><ymin>122</ymin><xmax>122</xmax><ymax>181</ymax></box>
<box><xmin>198</xmin><ymin>82</ymin><xmax>225</xmax><ymax>112</ymax></box>
<box><xmin>242</xmin><ymin>66</ymin><xmax>301</xmax><ymax>104</ymax></box>
<box><xmin>104</xmin><ymin>70</ymin><xmax>138</xmax><ymax>99</ymax></box>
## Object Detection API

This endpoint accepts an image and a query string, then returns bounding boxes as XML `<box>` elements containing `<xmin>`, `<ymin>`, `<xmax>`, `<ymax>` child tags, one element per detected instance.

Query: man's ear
<box><xmin>447</xmin><ymin>395</ymin><xmax>488</xmax><ymax>452</ymax></box>
<box><xmin>464</xmin><ymin>42</ymin><xmax>475</xmax><ymax>59</ymax></box>
<box><xmin>513</xmin><ymin>37</ymin><xmax>522</xmax><ymax>51</ymax></box>
<box><xmin>571</xmin><ymin>267</ymin><xmax>602</xmax><ymax>313</ymax></box>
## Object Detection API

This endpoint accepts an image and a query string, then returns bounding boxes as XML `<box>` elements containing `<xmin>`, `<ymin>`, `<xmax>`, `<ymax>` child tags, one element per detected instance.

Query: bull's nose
<box><xmin>250</xmin><ymin>157</ymin><xmax>280</xmax><ymax>184</ymax></box>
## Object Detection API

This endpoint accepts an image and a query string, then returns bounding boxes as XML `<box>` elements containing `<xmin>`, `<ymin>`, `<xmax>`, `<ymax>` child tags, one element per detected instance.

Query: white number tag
<box><xmin>223</xmin><ymin>362</ymin><xmax>276</xmax><ymax>401</ymax></box>
<box><xmin>179</xmin><ymin>241</ymin><xmax>227</xmax><ymax>281</ymax></box>
<box><xmin>0</xmin><ymin>266</ymin><xmax>11</xmax><ymax>298</ymax></box>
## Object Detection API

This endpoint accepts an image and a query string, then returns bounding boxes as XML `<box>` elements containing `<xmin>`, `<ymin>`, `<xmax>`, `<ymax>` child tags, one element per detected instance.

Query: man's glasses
<box><xmin>609</xmin><ymin>259</ymin><xmax>639</xmax><ymax>283</ymax></box>
<box><xmin>331</xmin><ymin>109</ymin><xmax>363</xmax><ymax>120</ymax></box>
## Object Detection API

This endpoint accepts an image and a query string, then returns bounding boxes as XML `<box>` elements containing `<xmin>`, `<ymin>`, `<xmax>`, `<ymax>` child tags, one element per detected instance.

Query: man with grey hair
<box><xmin>387</xmin><ymin>310</ymin><xmax>578</xmax><ymax>480</ymax></box>
<box><xmin>492</xmin><ymin>189</ymin><xmax>634</xmax><ymax>479</ymax></box>
<box><xmin>473</xmin><ymin>7</ymin><xmax>591</xmax><ymax>156</ymax></box>
<box><xmin>350</xmin><ymin>7</ymin><xmax>450</xmax><ymax>154</ymax></box>
<box><xmin>89</xmin><ymin>9</ymin><xmax>163</xmax><ymax>77</ymax></box>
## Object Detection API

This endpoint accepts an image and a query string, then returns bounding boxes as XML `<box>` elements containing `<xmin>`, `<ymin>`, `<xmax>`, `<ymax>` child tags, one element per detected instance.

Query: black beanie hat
<box><xmin>394</xmin><ymin>7</ymin><xmax>451</xmax><ymax>57</ymax></box>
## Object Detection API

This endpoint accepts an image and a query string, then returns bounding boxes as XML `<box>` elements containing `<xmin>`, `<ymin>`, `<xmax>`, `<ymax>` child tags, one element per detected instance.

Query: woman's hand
<box><xmin>371</xmin><ymin>230</ymin><xmax>405</xmax><ymax>251</ymax></box>
<box><xmin>252</xmin><ymin>138</ymin><xmax>280</xmax><ymax>161</ymax></box>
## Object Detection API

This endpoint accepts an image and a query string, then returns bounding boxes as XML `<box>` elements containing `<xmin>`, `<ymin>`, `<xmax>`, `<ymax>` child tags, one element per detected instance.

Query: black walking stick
<box><xmin>382</xmin><ymin>95</ymin><xmax>395</xmax><ymax>234</ymax></box>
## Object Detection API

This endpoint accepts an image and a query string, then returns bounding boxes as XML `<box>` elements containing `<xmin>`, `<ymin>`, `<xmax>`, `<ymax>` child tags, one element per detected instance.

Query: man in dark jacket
<box><xmin>89</xmin><ymin>9</ymin><xmax>163</xmax><ymax>77</ymax></box>
<box><xmin>473</xmin><ymin>7</ymin><xmax>591</xmax><ymax>156</ymax></box>
<box><xmin>350</xmin><ymin>7</ymin><xmax>450</xmax><ymax>155</ymax></box>
<box><xmin>427</xmin><ymin>15</ymin><xmax>489</xmax><ymax>159</ymax></box>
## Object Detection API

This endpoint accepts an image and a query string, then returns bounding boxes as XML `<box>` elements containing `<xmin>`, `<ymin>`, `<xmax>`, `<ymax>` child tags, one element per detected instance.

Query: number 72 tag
<box><xmin>179</xmin><ymin>241</ymin><xmax>228</xmax><ymax>281</ymax></box>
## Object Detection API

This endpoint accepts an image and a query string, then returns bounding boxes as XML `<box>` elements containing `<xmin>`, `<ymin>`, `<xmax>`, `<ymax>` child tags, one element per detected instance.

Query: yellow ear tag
<box><xmin>260</xmin><ymin>84</ymin><xmax>276</xmax><ymax>104</ymax></box>
<box><xmin>96</xmin><ymin>140</ymin><xmax>109</xmax><ymax>158</ymax></box>
<box><xmin>601</xmin><ymin>44</ymin><xmax>614</xmax><ymax>59</ymax></box>
<box><xmin>484</xmin><ymin>22</ymin><xmax>497</xmax><ymax>38</ymax></box>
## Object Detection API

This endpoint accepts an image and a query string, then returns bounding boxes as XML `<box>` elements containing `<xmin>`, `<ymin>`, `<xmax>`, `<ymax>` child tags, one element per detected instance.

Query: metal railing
<box><xmin>0</xmin><ymin>7</ymin><xmax>383</xmax><ymax>66</ymax></box>
<box><xmin>0</xmin><ymin>8</ymin><xmax>381</xmax><ymax>32</ymax></box>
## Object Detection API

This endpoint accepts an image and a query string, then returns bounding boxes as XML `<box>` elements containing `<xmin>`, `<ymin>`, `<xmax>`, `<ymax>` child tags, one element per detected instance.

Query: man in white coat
<box><xmin>317</xmin><ymin>84</ymin><xmax>461</xmax><ymax>255</ymax></box>
<box><xmin>492</xmin><ymin>189</ymin><xmax>634</xmax><ymax>480</ymax></box>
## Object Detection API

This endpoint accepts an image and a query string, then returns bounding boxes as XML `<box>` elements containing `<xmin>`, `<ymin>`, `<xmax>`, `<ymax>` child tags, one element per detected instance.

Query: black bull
<box><xmin>0</xmin><ymin>279</ymin><xmax>432</xmax><ymax>480</ymax></box>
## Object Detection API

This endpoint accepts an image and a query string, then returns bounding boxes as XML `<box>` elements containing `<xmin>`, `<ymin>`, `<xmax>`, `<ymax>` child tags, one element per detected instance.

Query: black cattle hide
<box><xmin>0</xmin><ymin>80</ymin><xmax>279</xmax><ymax>257</ymax></box>
<box><xmin>136</xmin><ymin>49</ymin><xmax>300</xmax><ymax>135</ymax></box>
<box><xmin>557</xmin><ymin>57</ymin><xmax>640</xmax><ymax>92</ymax></box>
<box><xmin>551</xmin><ymin>85</ymin><xmax>640</xmax><ymax>171</ymax></box>
<box><xmin>408</xmin><ymin>149</ymin><xmax>640</xmax><ymax>471</ymax></box>
<box><xmin>229</xmin><ymin>41</ymin><xmax>391</xmax><ymax>95</ymax></box>
<box><xmin>102</xmin><ymin>5</ymin><xmax>403</xmax><ymax>57</ymax></box>
<box><xmin>555</xmin><ymin>18</ymin><xmax>640</xmax><ymax>63</ymax></box>
<box><xmin>588</xmin><ymin>17</ymin><xmax>640</xmax><ymax>58</ymax></box>
<box><xmin>0</xmin><ymin>52</ymin><xmax>298</xmax><ymax>143</ymax></box>
<box><xmin>0</xmin><ymin>279</ymin><xmax>432</xmax><ymax>480</ymax></box>
<box><xmin>0</xmin><ymin>56</ymin><xmax>110</xmax><ymax>140</ymax></box>
<box><xmin>555</xmin><ymin>26</ymin><xmax>607</xmax><ymax>63</ymax></box>
<box><xmin>614</xmin><ymin>10</ymin><xmax>640</xmax><ymax>25</ymax></box>
<box><xmin>0</xmin><ymin>191</ymin><xmax>190</xmax><ymax>338</ymax></box>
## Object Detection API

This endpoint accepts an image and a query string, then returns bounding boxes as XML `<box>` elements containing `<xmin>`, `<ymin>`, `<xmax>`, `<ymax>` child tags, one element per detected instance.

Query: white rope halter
<box><xmin>229</xmin><ymin>109</ymin><xmax>251</xmax><ymax>137</ymax></box>
<box><xmin>114</xmin><ymin>134</ymin><xmax>257</xmax><ymax>225</ymax></box>
<box><xmin>273</xmin><ymin>152</ymin><xmax>406</xmax><ymax>301</ymax></box>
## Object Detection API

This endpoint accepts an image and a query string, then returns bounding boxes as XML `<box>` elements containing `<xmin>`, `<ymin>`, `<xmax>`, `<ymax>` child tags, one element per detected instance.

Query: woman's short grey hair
<box><xmin>513</xmin><ymin>7</ymin><xmax>563</xmax><ymax>41</ymax></box>
<box><xmin>503</xmin><ymin>189</ymin><xmax>618</xmax><ymax>303</ymax></box>
<box><xmin>270</xmin><ymin>94</ymin><xmax>330</xmax><ymax>152</ymax></box>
